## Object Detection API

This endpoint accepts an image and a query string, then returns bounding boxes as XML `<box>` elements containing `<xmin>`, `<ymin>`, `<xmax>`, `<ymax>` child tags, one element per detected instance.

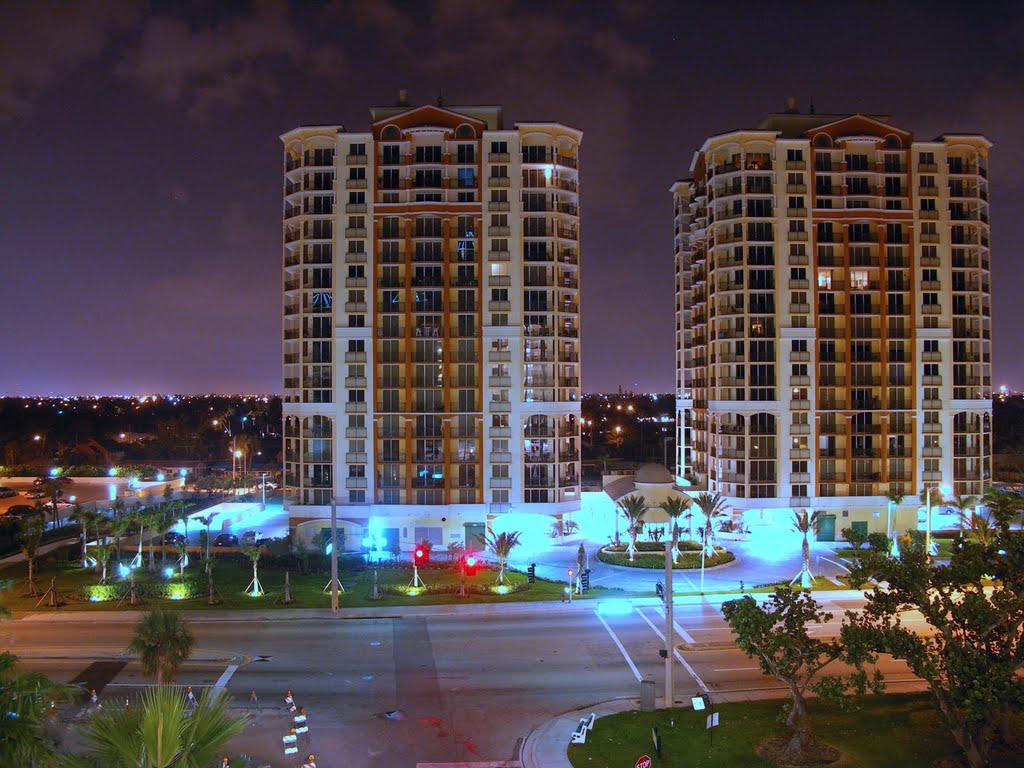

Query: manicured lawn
<box><xmin>0</xmin><ymin>545</ymin><xmax>603</xmax><ymax>611</ymax></box>
<box><xmin>568</xmin><ymin>694</ymin><xmax>1024</xmax><ymax>768</ymax></box>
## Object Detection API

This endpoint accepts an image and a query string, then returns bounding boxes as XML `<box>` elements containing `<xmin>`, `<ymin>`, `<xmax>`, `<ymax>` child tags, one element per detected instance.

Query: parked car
<box><xmin>0</xmin><ymin>486</ymin><xmax>18</xmax><ymax>499</ymax></box>
<box><xmin>25</xmin><ymin>489</ymin><xmax>46</xmax><ymax>499</ymax></box>
<box><xmin>5</xmin><ymin>505</ymin><xmax>40</xmax><ymax>519</ymax></box>
<box><xmin>213</xmin><ymin>533</ymin><xmax>239</xmax><ymax>547</ymax></box>
<box><xmin>162</xmin><ymin>532</ymin><xmax>187</xmax><ymax>547</ymax></box>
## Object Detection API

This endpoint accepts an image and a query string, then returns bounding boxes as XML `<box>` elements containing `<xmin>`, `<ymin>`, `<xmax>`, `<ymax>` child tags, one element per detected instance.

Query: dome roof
<box><xmin>635</xmin><ymin>463</ymin><xmax>674</xmax><ymax>485</ymax></box>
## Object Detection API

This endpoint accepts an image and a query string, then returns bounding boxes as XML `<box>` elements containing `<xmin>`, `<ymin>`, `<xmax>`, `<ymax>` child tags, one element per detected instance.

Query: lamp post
<box><xmin>664</xmin><ymin>542</ymin><xmax>674</xmax><ymax>708</ymax></box>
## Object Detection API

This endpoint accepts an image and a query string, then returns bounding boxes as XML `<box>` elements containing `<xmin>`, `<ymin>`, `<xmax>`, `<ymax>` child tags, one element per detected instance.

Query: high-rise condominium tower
<box><xmin>281</xmin><ymin>97</ymin><xmax>582</xmax><ymax>551</ymax></box>
<box><xmin>672</xmin><ymin>108</ymin><xmax>992</xmax><ymax>538</ymax></box>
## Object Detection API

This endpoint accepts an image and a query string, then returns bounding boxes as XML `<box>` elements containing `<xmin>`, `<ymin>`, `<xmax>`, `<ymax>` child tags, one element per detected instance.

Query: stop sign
<box><xmin>635</xmin><ymin>756</ymin><xmax>652</xmax><ymax>768</ymax></box>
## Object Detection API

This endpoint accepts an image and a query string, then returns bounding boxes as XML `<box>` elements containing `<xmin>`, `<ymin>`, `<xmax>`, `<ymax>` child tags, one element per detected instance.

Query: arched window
<box><xmin>382</xmin><ymin>125</ymin><xmax>401</xmax><ymax>140</ymax></box>
<box><xmin>456</xmin><ymin>124</ymin><xmax>475</xmax><ymax>139</ymax></box>
<box><xmin>814</xmin><ymin>134</ymin><xmax>831</xmax><ymax>147</ymax></box>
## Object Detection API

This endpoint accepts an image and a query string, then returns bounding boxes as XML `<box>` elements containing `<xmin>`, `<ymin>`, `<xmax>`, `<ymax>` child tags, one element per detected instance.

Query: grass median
<box><xmin>0</xmin><ymin>545</ymin><xmax>607</xmax><ymax>611</ymax></box>
<box><xmin>568</xmin><ymin>694</ymin><xmax>1024</xmax><ymax>768</ymax></box>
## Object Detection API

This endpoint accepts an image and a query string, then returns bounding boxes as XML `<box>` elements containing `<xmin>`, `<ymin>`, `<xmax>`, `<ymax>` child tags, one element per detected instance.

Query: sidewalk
<box><xmin>13</xmin><ymin>588</ymin><xmax>874</xmax><ymax>623</ymax></box>
<box><xmin>519</xmin><ymin>679</ymin><xmax>929</xmax><ymax>768</ymax></box>
<box><xmin>0</xmin><ymin>536</ymin><xmax>78</xmax><ymax>569</ymax></box>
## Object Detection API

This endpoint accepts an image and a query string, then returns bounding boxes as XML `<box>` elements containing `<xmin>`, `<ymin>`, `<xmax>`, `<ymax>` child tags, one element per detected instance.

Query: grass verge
<box><xmin>0</xmin><ymin>547</ymin><xmax>604</xmax><ymax>611</ymax></box>
<box><xmin>568</xmin><ymin>693</ymin><xmax>1024</xmax><ymax>768</ymax></box>
<box><xmin>597</xmin><ymin>544</ymin><xmax>735</xmax><ymax>569</ymax></box>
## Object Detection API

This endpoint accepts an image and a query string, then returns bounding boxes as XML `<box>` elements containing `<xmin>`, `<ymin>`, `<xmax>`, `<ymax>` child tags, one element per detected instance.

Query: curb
<box><xmin>11</xmin><ymin>590</ymin><xmax>874</xmax><ymax>623</ymax></box>
<box><xmin>520</xmin><ymin>679</ymin><xmax>932</xmax><ymax>768</ymax></box>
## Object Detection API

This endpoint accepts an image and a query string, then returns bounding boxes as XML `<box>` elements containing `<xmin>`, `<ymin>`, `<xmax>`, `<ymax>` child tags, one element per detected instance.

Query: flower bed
<box><xmin>597</xmin><ymin>543</ymin><xmax>735</xmax><ymax>569</ymax></box>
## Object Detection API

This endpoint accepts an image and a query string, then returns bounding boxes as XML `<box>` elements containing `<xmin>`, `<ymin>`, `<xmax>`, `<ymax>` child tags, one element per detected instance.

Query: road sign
<box><xmin>635</xmin><ymin>756</ymin><xmax>652</xmax><ymax>768</ymax></box>
<box><xmin>706</xmin><ymin>711</ymin><xmax>720</xmax><ymax>729</ymax></box>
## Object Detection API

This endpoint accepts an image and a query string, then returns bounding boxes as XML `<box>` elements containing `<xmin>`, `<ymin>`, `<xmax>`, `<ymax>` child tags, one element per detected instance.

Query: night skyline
<box><xmin>3</xmin><ymin>1</ymin><xmax>1023</xmax><ymax>396</ymax></box>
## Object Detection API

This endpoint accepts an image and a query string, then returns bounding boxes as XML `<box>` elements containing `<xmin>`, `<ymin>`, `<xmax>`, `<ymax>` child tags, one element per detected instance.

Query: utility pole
<box><xmin>330</xmin><ymin>499</ymin><xmax>339</xmax><ymax>613</ymax></box>
<box><xmin>664</xmin><ymin>543</ymin><xmax>674</xmax><ymax>708</ymax></box>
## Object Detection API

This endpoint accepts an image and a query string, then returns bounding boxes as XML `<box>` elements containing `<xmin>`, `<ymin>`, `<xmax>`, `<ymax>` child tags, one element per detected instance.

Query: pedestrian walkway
<box><xmin>0</xmin><ymin>537</ymin><xmax>78</xmax><ymax>569</ymax></box>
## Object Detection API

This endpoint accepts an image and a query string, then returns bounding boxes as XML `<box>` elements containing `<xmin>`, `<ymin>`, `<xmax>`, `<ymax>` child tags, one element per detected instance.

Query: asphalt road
<box><xmin>11</xmin><ymin>596</ymin><xmax>922</xmax><ymax>767</ymax></box>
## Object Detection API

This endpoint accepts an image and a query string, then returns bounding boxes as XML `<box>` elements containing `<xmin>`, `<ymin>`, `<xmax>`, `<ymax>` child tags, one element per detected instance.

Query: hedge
<box><xmin>81</xmin><ymin>575</ymin><xmax>205</xmax><ymax>603</ymax></box>
<box><xmin>597</xmin><ymin>546</ymin><xmax>735</xmax><ymax>569</ymax></box>
<box><xmin>605</xmin><ymin>540</ymin><xmax>703</xmax><ymax>554</ymax></box>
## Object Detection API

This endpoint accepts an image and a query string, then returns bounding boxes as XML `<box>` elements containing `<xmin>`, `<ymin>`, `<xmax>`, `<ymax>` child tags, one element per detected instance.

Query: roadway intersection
<box><xmin>11</xmin><ymin>595</ymin><xmax>924</xmax><ymax>767</ymax></box>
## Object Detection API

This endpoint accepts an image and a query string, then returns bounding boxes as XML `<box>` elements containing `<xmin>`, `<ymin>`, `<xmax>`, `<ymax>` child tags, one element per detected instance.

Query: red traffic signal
<box><xmin>414</xmin><ymin>547</ymin><xmax>427</xmax><ymax>564</ymax></box>
<box><xmin>463</xmin><ymin>553</ymin><xmax>479</xmax><ymax>576</ymax></box>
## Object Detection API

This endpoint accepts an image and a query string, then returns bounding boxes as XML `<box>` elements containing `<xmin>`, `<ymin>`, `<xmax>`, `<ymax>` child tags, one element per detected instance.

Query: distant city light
<box><xmin>32</xmin><ymin>435</ymin><xmax>40</xmax><ymax>441</ymax></box>
<box><xmin>179</xmin><ymin>468</ymin><xmax>188</xmax><ymax>477</ymax></box>
<box><xmin>156</xmin><ymin>473</ymin><xmax>165</xmax><ymax>482</ymax></box>
<box><xmin>49</xmin><ymin>467</ymin><xmax>58</xmax><ymax>477</ymax></box>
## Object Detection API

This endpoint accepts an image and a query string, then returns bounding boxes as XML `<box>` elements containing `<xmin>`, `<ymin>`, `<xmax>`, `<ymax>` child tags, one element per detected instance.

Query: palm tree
<box><xmin>694</xmin><ymin>491</ymin><xmax>727</xmax><ymax>557</ymax></box>
<box><xmin>617</xmin><ymin>495</ymin><xmax>648</xmax><ymax>562</ymax></box>
<box><xmin>791</xmin><ymin>510</ymin><xmax>822</xmax><ymax>588</ymax></box>
<box><xmin>884</xmin><ymin>490</ymin><xmax>906</xmax><ymax>555</ymax></box>
<box><xmin>173</xmin><ymin>502</ymin><xmax>192</xmax><ymax>547</ymax></box>
<box><xmin>949</xmin><ymin>492</ymin><xmax>979</xmax><ymax>534</ymax></box>
<box><xmin>486</xmin><ymin>530</ymin><xmax>522</xmax><ymax>585</ymax></box>
<box><xmin>93</xmin><ymin>544</ymin><xmax>114</xmax><ymax>584</ymax></box>
<box><xmin>38</xmin><ymin>475</ymin><xmax>70</xmax><ymax>528</ymax></box>
<box><xmin>174</xmin><ymin>539</ymin><xmax>189</xmax><ymax>578</ymax></box>
<box><xmin>111</xmin><ymin>513</ymin><xmax>133</xmax><ymax>570</ymax></box>
<box><xmin>0</xmin><ymin>651</ymin><xmax>75</xmax><ymax>766</ymax></box>
<box><xmin>659</xmin><ymin>496</ymin><xmax>691</xmax><ymax>563</ymax></box>
<box><xmin>70</xmin><ymin>502</ymin><xmax>91</xmax><ymax>567</ymax></box>
<box><xmin>153</xmin><ymin>507</ymin><xmax>177</xmax><ymax>570</ymax></box>
<box><xmin>195</xmin><ymin>513</ymin><xmax>217</xmax><ymax>572</ymax></box>
<box><xmin>18</xmin><ymin>517</ymin><xmax>45</xmax><ymax>597</ymax></box>
<box><xmin>981</xmin><ymin>487</ymin><xmax>1024</xmax><ymax>530</ymax></box>
<box><xmin>126</xmin><ymin>610</ymin><xmax>194</xmax><ymax>685</ymax></box>
<box><xmin>958</xmin><ymin>509</ymin><xmax>997</xmax><ymax>547</ymax></box>
<box><xmin>58</xmin><ymin>685</ymin><xmax>246</xmax><ymax>768</ymax></box>
<box><xmin>242</xmin><ymin>545</ymin><xmax>264</xmax><ymax>596</ymax></box>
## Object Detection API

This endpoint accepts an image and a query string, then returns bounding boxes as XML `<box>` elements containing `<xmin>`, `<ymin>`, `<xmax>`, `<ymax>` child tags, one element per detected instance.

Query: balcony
<box><xmin>488</xmin><ymin>176</ymin><xmax>511</xmax><ymax>188</ymax></box>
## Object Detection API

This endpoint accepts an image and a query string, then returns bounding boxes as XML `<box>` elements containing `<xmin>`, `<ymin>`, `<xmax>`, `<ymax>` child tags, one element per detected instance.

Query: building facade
<box><xmin>281</xmin><ymin>100</ymin><xmax>582</xmax><ymax>551</ymax></box>
<box><xmin>673</xmin><ymin>110</ymin><xmax>992</xmax><ymax>537</ymax></box>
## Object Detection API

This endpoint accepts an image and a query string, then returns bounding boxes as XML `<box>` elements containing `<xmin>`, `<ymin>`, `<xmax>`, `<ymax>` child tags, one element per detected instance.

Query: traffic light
<box><xmin>581</xmin><ymin>568</ymin><xmax>591</xmax><ymax>592</ymax></box>
<box><xmin>414</xmin><ymin>547</ymin><xmax>428</xmax><ymax>566</ymax></box>
<box><xmin>527</xmin><ymin>563</ymin><xmax>536</xmax><ymax>583</ymax></box>
<box><xmin>462</xmin><ymin>553</ymin><xmax>479</xmax><ymax>576</ymax></box>
<box><xmin>655</xmin><ymin>580</ymin><xmax>665</xmax><ymax>602</ymax></box>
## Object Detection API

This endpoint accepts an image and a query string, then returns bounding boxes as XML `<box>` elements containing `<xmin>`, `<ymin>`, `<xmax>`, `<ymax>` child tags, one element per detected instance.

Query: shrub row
<box><xmin>79</xmin><ymin>575</ymin><xmax>205</xmax><ymax>602</ymax></box>
<box><xmin>597</xmin><ymin>546</ymin><xmax>735</xmax><ymax>569</ymax></box>
<box><xmin>604</xmin><ymin>540</ymin><xmax>703</xmax><ymax>554</ymax></box>
<box><xmin>378</xmin><ymin>579</ymin><xmax>528</xmax><ymax>597</ymax></box>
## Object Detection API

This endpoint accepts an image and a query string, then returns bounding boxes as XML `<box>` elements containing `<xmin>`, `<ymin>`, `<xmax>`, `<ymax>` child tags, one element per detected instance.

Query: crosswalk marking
<box><xmin>634</xmin><ymin>608</ymin><xmax>709</xmax><ymax>693</ymax></box>
<box><xmin>595</xmin><ymin>613</ymin><xmax>643</xmax><ymax>683</ymax></box>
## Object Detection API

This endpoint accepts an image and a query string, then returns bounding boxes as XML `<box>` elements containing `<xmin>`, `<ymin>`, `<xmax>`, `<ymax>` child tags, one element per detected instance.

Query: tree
<box><xmin>792</xmin><ymin>510</ymin><xmax>822</xmax><ymax>588</ymax></box>
<box><xmin>659</xmin><ymin>496</ymin><xmax>691</xmax><ymax>563</ymax></box>
<box><xmin>153</xmin><ymin>507</ymin><xmax>177</xmax><ymax>570</ymax></box>
<box><xmin>693</xmin><ymin>491</ymin><xmax>727</xmax><ymax>557</ymax></box>
<box><xmin>58</xmin><ymin>685</ymin><xmax>247</xmax><ymax>768</ymax></box>
<box><xmin>486</xmin><ymin>530</ymin><xmax>522</xmax><ymax>585</ymax></box>
<box><xmin>949</xmin><ymin>493</ymin><xmax>980</xmax><ymax>536</ymax></box>
<box><xmin>93</xmin><ymin>544</ymin><xmax>114</xmax><ymax>584</ymax></box>
<box><xmin>722</xmin><ymin>588</ymin><xmax>880</xmax><ymax>761</ymax></box>
<box><xmin>982</xmin><ymin>487</ymin><xmax>1024</xmax><ymax>530</ymax></box>
<box><xmin>958</xmin><ymin>508</ymin><xmax>997</xmax><ymax>547</ymax></box>
<box><xmin>195</xmin><ymin>513</ymin><xmax>217</xmax><ymax>572</ymax></box>
<box><xmin>126</xmin><ymin>610</ymin><xmax>194</xmax><ymax>685</ymax></box>
<box><xmin>173</xmin><ymin>501</ymin><xmax>191</xmax><ymax>547</ymax></box>
<box><xmin>242</xmin><ymin>545</ymin><xmax>264</xmax><ymax>596</ymax></box>
<box><xmin>70</xmin><ymin>502</ymin><xmax>91</xmax><ymax>568</ymax></box>
<box><xmin>18</xmin><ymin>517</ymin><xmax>45</xmax><ymax>597</ymax></box>
<box><xmin>38</xmin><ymin>475</ymin><xmax>70</xmax><ymax>528</ymax></box>
<box><xmin>841</xmin><ymin>525</ymin><xmax>868</xmax><ymax>552</ymax></box>
<box><xmin>616</xmin><ymin>494</ymin><xmax>647</xmax><ymax>562</ymax></box>
<box><xmin>844</xmin><ymin>521</ymin><xmax>1024</xmax><ymax>768</ymax></box>
<box><xmin>0</xmin><ymin>592</ymin><xmax>75</xmax><ymax>767</ymax></box>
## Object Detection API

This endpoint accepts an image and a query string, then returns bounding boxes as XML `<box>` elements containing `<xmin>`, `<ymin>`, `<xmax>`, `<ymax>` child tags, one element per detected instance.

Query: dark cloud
<box><xmin>0</xmin><ymin>0</ymin><xmax>142</xmax><ymax>119</ymax></box>
<box><xmin>1</xmin><ymin>0</ymin><xmax>1023</xmax><ymax>395</ymax></box>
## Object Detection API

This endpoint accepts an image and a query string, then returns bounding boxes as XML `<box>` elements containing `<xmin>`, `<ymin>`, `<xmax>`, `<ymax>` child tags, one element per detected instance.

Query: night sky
<box><xmin>2</xmin><ymin>1</ymin><xmax>1022</xmax><ymax>396</ymax></box>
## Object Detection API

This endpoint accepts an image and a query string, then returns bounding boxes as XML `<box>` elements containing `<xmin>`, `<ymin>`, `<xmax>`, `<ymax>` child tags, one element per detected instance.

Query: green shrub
<box><xmin>597</xmin><ymin>546</ymin><xmax>735</xmax><ymax>569</ymax></box>
<box><xmin>81</xmin><ymin>575</ymin><xmax>205</xmax><ymax>602</ymax></box>
<box><xmin>604</xmin><ymin>540</ymin><xmax>701</xmax><ymax>554</ymax></box>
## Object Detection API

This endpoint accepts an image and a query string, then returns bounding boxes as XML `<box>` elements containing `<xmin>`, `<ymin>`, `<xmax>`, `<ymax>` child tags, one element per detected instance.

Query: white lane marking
<box><xmin>652</xmin><ymin>606</ymin><xmax>696</xmax><ymax>644</ymax></box>
<box><xmin>595</xmin><ymin>613</ymin><xmax>644</xmax><ymax>683</ymax></box>
<box><xmin>713</xmin><ymin>666</ymin><xmax>760</xmax><ymax>672</ymax></box>
<box><xmin>634</xmin><ymin>608</ymin><xmax>709</xmax><ymax>693</ymax></box>
<box><xmin>212</xmin><ymin>664</ymin><xmax>239</xmax><ymax>692</ymax></box>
